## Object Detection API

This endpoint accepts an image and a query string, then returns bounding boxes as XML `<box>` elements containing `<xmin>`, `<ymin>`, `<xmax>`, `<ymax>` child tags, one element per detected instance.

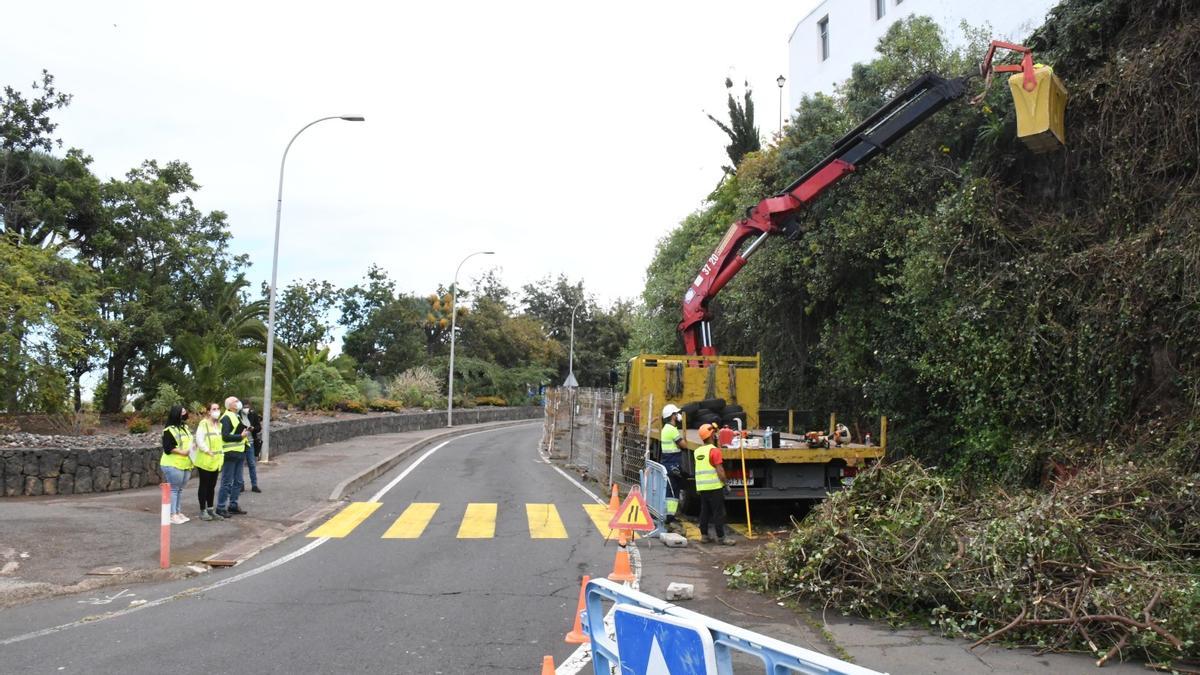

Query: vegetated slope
<box><xmin>727</xmin><ymin>0</ymin><xmax>1200</xmax><ymax>663</ymax></box>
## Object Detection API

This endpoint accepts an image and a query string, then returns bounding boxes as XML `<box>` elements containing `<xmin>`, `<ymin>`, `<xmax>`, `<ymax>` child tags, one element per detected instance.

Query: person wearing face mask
<box><xmin>193</xmin><ymin>402</ymin><xmax>226</xmax><ymax>521</ymax></box>
<box><xmin>216</xmin><ymin>396</ymin><xmax>249</xmax><ymax>518</ymax></box>
<box><xmin>160</xmin><ymin>404</ymin><xmax>195</xmax><ymax>524</ymax></box>
<box><xmin>240</xmin><ymin>400</ymin><xmax>262</xmax><ymax>493</ymax></box>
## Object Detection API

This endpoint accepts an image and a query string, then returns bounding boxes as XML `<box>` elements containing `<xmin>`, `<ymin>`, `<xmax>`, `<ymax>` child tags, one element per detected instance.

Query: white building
<box><xmin>786</xmin><ymin>0</ymin><xmax>1060</xmax><ymax>109</ymax></box>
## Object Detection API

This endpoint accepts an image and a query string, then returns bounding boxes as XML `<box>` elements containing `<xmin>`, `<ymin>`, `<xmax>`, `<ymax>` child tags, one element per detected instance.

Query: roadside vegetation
<box><xmin>0</xmin><ymin>79</ymin><xmax>631</xmax><ymax>422</ymax></box>
<box><xmin>653</xmin><ymin>0</ymin><xmax>1198</xmax><ymax>664</ymax></box>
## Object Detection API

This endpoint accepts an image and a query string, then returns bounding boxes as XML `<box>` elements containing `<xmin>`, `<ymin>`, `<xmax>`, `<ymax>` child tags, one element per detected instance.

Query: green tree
<box><xmin>0</xmin><ymin>72</ymin><xmax>102</xmax><ymax>412</ymax></box>
<box><xmin>267</xmin><ymin>278</ymin><xmax>340</xmax><ymax>350</ymax></box>
<box><xmin>707</xmin><ymin>78</ymin><xmax>761</xmax><ymax>175</ymax></box>
<box><xmin>86</xmin><ymin>160</ymin><xmax>241</xmax><ymax>413</ymax></box>
<box><xmin>340</xmin><ymin>266</ymin><xmax>426</xmax><ymax>379</ymax></box>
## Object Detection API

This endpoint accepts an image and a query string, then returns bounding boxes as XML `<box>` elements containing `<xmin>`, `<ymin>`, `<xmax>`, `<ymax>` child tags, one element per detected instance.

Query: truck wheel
<box><xmin>698</xmin><ymin>398</ymin><xmax>726</xmax><ymax>413</ymax></box>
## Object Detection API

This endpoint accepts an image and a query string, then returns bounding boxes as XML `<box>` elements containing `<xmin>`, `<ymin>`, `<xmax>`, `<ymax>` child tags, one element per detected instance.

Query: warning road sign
<box><xmin>609</xmin><ymin>487</ymin><xmax>655</xmax><ymax>532</ymax></box>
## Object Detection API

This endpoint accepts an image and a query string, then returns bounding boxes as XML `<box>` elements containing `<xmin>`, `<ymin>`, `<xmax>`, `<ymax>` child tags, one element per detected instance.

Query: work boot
<box><xmin>209</xmin><ymin>508</ymin><xmax>225</xmax><ymax>520</ymax></box>
<box><xmin>251</xmin><ymin>486</ymin><xmax>262</xmax><ymax>493</ymax></box>
<box><xmin>229</xmin><ymin>506</ymin><xmax>247</xmax><ymax>515</ymax></box>
<box><xmin>215</xmin><ymin>508</ymin><xmax>230</xmax><ymax>518</ymax></box>
<box><xmin>718</xmin><ymin>537</ymin><xmax>737</xmax><ymax>546</ymax></box>
<box><xmin>700</xmin><ymin>535</ymin><xmax>714</xmax><ymax>544</ymax></box>
<box><xmin>199</xmin><ymin>509</ymin><xmax>214</xmax><ymax>521</ymax></box>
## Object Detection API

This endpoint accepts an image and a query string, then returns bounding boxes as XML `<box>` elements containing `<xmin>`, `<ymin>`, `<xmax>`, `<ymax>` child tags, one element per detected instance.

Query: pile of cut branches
<box><xmin>729</xmin><ymin>459</ymin><xmax>1200</xmax><ymax>665</ymax></box>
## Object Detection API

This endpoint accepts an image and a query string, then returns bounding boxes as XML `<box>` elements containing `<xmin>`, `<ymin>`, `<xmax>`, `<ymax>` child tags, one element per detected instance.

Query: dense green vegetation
<box><xmin>0</xmin><ymin>79</ymin><xmax>630</xmax><ymax>415</ymax></box>
<box><xmin>688</xmin><ymin>0</ymin><xmax>1199</xmax><ymax>663</ymax></box>
<box><xmin>637</xmin><ymin>0</ymin><xmax>1198</xmax><ymax>482</ymax></box>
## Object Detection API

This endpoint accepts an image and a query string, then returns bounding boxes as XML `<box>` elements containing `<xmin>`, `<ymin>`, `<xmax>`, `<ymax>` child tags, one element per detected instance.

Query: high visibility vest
<box><xmin>693</xmin><ymin>444</ymin><xmax>723</xmax><ymax>492</ymax></box>
<box><xmin>161</xmin><ymin>426</ymin><xmax>194</xmax><ymax>471</ymax></box>
<box><xmin>660</xmin><ymin>423</ymin><xmax>682</xmax><ymax>455</ymax></box>
<box><xmin>193</xmin><ymin>418</ymin><xmax>225</xmax><ymax>472</ymax></box>
<box><xmin>221</xmin><ymin>410</ymin><xmax>246</xmax><ymax>454</ymax></box>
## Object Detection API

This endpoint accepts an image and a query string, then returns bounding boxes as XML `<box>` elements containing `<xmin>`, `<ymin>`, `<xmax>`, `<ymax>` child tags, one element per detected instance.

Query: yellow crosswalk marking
<box><xmin>582</xmin><ymin>503</ymin><xmax>616</xmax><ymax>539</ymax></box>
<box><xmin>308</xmin><ymin>502</ymin><xmax>382</xmax><ymax>538</ymax></box>
<box><xmin>526</xmin><ymin>504</ymin><xmax>568</xmax><ymax>539</ymax></box>
<box><xmin>457</xmin><ymin>503</ymin><xmax>497</xmax><ymax>539</ymax></box>
<box><xmin>382</xmin><ymin>502</ymin><xmax>439</xmax><ymax>539</ymax></box>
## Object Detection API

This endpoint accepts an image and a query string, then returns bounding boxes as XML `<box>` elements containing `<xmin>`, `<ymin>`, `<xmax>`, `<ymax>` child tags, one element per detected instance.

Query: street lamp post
<box><xmin>776</xmin><ymin>74</ymin><xmax>786</xmax><ymax>136</ymax></box>
<box><xmin>563</xmin><ymin>302</ymin><xmax>582</xmax><ymax>387</ymax></box>
<box><xmin>261</xmin><ymin>115</ymin><xmax>365</xmax><ymax>464</ymax></box>
<box><xmin>446</xmin><ymin>250</ymin><xmax>495</xmax><ymax>427</ymax></box>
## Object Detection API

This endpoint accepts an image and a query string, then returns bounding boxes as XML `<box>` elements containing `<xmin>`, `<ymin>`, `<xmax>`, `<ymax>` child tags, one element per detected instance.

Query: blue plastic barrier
<box><xmin>640</xmin><ymin>460</ymin><xmax>669</xmax><ymax>534</ymax></box>
<box><xmin>583</xmin><ymin>578</ymin><xmax>887</xmax><ymax>675</ymax></box>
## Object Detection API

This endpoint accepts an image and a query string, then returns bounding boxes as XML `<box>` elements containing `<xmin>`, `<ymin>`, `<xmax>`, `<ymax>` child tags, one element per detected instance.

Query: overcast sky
<box><xmin>3</xmin><ymin>1</ymin><xmax>820</xmax><ymax>307</ymax></box>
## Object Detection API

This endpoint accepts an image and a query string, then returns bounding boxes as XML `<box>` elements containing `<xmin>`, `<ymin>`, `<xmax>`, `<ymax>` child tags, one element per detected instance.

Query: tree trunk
<box><xmin>103</xmin><ymin>354</ymin><xmax>128</xmax><ymax>414</ymax></box>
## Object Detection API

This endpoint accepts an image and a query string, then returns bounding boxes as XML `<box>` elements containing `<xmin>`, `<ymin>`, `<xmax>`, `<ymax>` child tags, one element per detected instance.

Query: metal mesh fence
<box><xmin>540</xmin><ymin>387</ymin><xmax>647</xmax><ymax>490</ymax></box>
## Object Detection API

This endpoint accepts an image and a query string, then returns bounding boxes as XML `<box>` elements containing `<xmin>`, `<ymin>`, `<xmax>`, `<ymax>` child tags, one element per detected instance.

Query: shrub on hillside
<box><xmin>294</xmin><ymin>363</ymin><xmax>360</xmax><ymax>410</ymax></box>
<box><xmin>368</xmin><ymin>399</ymin><xmax>404</xmax><ymax>412</ymax></box>
<box><xmin>144</xmin><ymin>383</ymin><xmax>181</xmax><ymax>423</ymax></box>
<box><xmin>336</xmin><ymin>399</ymin><xmax>368</xmax><ymax>414</ymax></box>
<box><xmin>387</xmin><ymin>367</ymin><xmax>440</xmax><ymax>409</ymax></box>
<box><xmin>126</xmin><ymin>415</ymin><xmax>151</xmax><ymax>434</ymax></box>
<box><xmin>474</xmin><ymin>395</ymin><xmax>507</xmax><ymax>407</ymax></box>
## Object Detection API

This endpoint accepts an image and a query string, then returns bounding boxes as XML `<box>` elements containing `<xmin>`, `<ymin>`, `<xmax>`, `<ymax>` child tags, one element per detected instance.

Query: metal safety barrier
<box><xmin>583</xmin><ymin>578</ymin><xmax>887</xmax><ymax>675</ymax></box>
<box><xmin>639</xmin><ymin>459</ymin><xmax>669</xmax><ymax>528</ymax></box>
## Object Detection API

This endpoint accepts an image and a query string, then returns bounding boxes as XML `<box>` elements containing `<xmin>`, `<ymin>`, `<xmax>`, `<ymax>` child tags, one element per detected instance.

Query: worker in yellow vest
<box><xmin>193</xmin><ymin>402</ymin><xmax>226</xmax><ymax>521</ymax></box>
<box><xmin>159</xmin><ymin>404</ymin><xmax>194</xmax><ymax>524</ymax></box>
<box><xmin>216</xmin><ymin>396</ymin><xmax>249</xmax><ymax>517</ymax></box>
<box><xmin>695</xmin><ymin>423</ymin><xmax>735</xmax><ymax>545</ymax></box>
<box><xmin>659</xmin><ymin>404</ymin><xmax>687</xmax><ymax>533</ymax></box>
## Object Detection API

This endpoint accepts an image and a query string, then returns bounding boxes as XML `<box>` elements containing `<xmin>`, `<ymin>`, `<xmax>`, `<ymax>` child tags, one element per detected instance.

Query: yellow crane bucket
<box><xmin>1009</xmin><ymin>64</ymin><xmax>1067</xmax><ymax>153</ymax></box>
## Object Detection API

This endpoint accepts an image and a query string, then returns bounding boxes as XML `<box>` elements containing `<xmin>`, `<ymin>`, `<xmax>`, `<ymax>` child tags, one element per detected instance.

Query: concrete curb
<box><xmin>328</xmin><ymin>419</ymin><xmax>540</xmax><ymax>501</ymax></box>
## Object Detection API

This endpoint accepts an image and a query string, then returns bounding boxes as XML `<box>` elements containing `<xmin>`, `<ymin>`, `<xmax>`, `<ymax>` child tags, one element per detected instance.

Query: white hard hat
<box><xmin>662</xmin><ymin>404</ymin><xmax>681</xmax><ymax>418</ymax></box>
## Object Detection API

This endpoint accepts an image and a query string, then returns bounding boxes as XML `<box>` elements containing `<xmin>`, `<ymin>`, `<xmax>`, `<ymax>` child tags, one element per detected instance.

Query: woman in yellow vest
<box><xmin>193</xmin><ymin>402</ymin><xmax>226</xmax><ymax>521</ymax></box>
<box><xmin>160</xmin><ymin>404</ymin><xmax>195</xmax><ymax>524</ymax></box>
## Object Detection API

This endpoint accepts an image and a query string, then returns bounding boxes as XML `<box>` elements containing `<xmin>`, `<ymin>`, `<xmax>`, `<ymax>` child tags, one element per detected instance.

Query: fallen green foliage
<box><xmin>730</xmin><ymin>459</ymin><xmax>1200</xmax><ymax>663</ymax></box>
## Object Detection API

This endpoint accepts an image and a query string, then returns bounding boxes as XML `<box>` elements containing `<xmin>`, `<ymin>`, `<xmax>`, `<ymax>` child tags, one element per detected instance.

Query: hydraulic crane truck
<box><xmin>627</xmin><ymin>42</ymin><xmax>1067</xmax><ymax>513</ymax></box>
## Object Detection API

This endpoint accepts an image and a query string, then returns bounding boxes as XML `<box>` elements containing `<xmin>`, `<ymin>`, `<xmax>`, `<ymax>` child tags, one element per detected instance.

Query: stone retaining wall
<box><xmin>1</xmin><ymin>407</ymin><xmax>540</xmax><ymax>497</ymax></box>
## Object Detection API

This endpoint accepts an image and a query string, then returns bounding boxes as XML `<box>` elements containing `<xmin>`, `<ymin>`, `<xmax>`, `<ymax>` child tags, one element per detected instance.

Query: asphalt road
<box><xmin>0</xmin><ymin>423</ymin><xmax>610</xmax><ymax>673</ymax></box>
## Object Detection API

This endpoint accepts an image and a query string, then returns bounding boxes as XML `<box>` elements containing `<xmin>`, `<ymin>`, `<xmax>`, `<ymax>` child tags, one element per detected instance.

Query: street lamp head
<box><xmin>777</xmin><ymin>75</ymin><xmax>786</xmax><ymax>88</ymax></box>
<box><xmin>341</xmin><ymin>116</ymin><xmax>366</xmax><ymax>122</ymax></box>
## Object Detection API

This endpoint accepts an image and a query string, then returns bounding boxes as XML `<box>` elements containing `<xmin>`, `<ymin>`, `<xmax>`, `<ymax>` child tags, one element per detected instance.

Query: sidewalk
<box><xmin>0</xmin><ymin>420</ymin><xmax>529</xmax><ymax>608</ymax></box>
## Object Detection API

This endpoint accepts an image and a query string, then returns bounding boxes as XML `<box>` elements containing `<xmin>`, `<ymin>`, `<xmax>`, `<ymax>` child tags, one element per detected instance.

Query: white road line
<box><xmin>540</xmin><ymin>442</ymin><xmax>643</xmax><ymax>675</ymax></box>
<box><xmin>0</xmin><ymin>427</ymin><xmax>501</xmax><ymax>647</ymax></box>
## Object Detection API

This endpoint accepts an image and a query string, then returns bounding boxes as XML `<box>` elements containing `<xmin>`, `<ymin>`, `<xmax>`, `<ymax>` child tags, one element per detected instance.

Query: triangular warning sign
<box><xmin>609</xmin><ymin>486</ymin><xmax>655</xmax><ymax>532</ymax></box>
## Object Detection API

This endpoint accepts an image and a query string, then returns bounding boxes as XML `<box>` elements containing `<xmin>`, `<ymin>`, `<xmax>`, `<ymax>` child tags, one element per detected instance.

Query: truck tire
<box><xmin>695</xmin><ymin>411</ymin><xmax>721</xmax><ymax>428</ymax></box>
<box><xmin>720</xmin><ymin>411</ymin><xmax>747</xmax><ymax>428</ymax></box>
<box><xmin>698</xmin><ymin>398</ymin><xmax>726</xmax><ymax>413</ymax></box>
<box><xmin>680</xmin><ymin>402</ymin><xmax>702</xmax><ymax>419</ymax></box>
<box><xmin>722</xmin><ymin>404</ymin><xmax>744</xmax><ymax>415</ymax></box>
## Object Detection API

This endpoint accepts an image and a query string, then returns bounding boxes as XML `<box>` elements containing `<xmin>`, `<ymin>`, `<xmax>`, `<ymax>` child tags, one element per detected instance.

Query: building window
<box><xmin>818</xmin><ymin>16</ymin><xmax>829</xmax><ymax>61</ymax></box>
<box><xmin>874</xmin><ymin>0</ymin><xmax>886</xmax><ymax>19</ymax></box>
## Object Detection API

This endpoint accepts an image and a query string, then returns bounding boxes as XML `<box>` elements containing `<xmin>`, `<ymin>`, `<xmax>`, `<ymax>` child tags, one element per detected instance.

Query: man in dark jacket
<box><xmin>242</xmin><ymin>401</ymin><xmax>263</xmax><ymax>493</ymax></box>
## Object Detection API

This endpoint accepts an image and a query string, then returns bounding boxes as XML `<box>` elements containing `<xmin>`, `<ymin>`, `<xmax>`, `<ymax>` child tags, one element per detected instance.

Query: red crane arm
<box><xmin>678</xmin><ymin>72</ymin><xmax>973</xmax><ymax>355</ymax></box>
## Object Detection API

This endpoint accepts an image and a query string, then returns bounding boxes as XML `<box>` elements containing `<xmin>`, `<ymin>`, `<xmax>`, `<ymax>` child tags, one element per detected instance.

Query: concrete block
<box><xmin>659</xmin><ymin>532</ymin><xmax>688</xmax><ymax>547</ymax></box>
<box><xmin>665</xmin><ymin>582</ymin><xmax>694</xmax><ymax>601</ymax></box>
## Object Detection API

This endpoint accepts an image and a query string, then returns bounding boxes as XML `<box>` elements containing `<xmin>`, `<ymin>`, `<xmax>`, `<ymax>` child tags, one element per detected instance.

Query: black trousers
<box><xmin>197</xmin><ymin>468</ymin><xmax>220</xmax><ymax>510</ymax></box>
<box><xmin>698</xmin><ymin>490</ymin><xmax>727</xmax><ymax>538</ymax></box>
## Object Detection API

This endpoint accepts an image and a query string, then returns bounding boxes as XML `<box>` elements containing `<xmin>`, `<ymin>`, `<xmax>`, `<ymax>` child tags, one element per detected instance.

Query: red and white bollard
<box><xmin>160</xmin><ymin>482</ymin><xmax>171</xmax><ymax>569</ymax></box>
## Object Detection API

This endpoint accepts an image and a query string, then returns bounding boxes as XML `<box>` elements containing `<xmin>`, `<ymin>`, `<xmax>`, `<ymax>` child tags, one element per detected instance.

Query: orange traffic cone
<box><xmin>564</xmin><ymin>575</ymin><xmax>590</xmax><ymax>644</ymax></box>
<box><xmin>608</xmin><ymin>546</ymin><xmax>636</xmax><ymax>583</ymax></box>
<box><xmin>541</xmin><ymin>654</ymin><xmax>555</xmax><ymax>674</ymax></box>
<box><xmin>608</xmin><ymin>483</ymin><xmax>620</xmax><ymax>512</ymax></box>
<box><xmin>617</xmin><ymin>528</ymin><xmax>629</xmax><ymax>547</ymax></box>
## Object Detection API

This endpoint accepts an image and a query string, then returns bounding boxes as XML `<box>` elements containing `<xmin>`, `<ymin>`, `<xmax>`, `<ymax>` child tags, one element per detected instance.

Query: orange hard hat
<box><xmin>698</xmin><ymin>423</ymin><xmax>716</xmax><ymax>441</ymax></box>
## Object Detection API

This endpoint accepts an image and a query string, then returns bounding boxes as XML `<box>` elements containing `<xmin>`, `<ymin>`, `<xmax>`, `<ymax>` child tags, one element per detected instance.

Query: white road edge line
<box><xmin>0</xmin><ymin>426</ymin><xmax>502</xmax><ymax>647</ymax></box>
<box><xmin>541</xmin><ymin>443</ymin><xmax>644</xmax><ymax>674</ymax></box>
